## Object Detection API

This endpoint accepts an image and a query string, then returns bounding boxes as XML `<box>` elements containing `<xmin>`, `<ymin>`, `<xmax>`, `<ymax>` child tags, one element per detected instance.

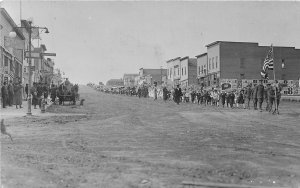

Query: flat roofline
<box><xmin>180</xmin><ymin>56</ymin><xmax>189</xmax><ymax>61</ymax></box>
<box><xmin>166</xmin><ymin>59</ymin><xmax>173</xmax><ymax>63</ymax></box>
<box><xmin>195</xmin><ymin>53</ymin><xmax>207</xmax><ymax>58</ymax></box>
<box><xmin>206</xmin><ymin>41</ymin><xmax>259</xmax><ymax>48</ymax></box>
<box><xmin>173</xmin><ymin>57</ymin><xmax>181</xmax><ymax>61</ymax></box>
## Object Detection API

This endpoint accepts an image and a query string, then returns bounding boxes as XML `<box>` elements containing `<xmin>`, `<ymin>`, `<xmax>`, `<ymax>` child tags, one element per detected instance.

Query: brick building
<box><xmin>196</xmin><ymin>41</ymin><xmax>300</xmax><ymax>92</ymax></box>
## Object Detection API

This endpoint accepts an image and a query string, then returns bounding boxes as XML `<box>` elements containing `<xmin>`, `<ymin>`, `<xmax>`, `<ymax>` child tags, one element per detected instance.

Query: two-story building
<box><xmin>0</xmin><ymin>8</ymin><xmax>25</xmax><ymax>84</ymax></box>
<box><xmin>196</xmin><ymin>53</ymin><xmax>207</xmax><ymax>87</ymax></box>
<box><xmin>166</xmin><ymin>57</ymin><xmax>181</xmax><ymax>86</ymax></box>
<box><xmin>197</xmin><ymin>41</ymin><xmax>300</xmax><ymax>92</ymax></box>
<box><xmin>179</xmin><ymin>56</ymin><xmax>197</xmax><ymax>88</ymax></box>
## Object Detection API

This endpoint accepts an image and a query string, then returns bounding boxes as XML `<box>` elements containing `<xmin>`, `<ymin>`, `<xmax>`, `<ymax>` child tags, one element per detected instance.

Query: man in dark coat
<box><xmin>220</xmin><ymin>90</ymin><xmax>227</xmax><ymax>108</ymax></box>
<box><xmin>244</xmin><ymin>84</ymin><xmax>252</xmax><ymax>109</ymax></box>
<box><xmin>252</xmin><ymin>84</ymin><xmax>258</xmax><ymax>110</ymax></box>
<box><xmin>50</xmin><ymin>84</ymin><xmax>57</xmax><ymax>103</ymax></box>
<box><xmin>162</xmin><ymin>86</ymin><xmax>168</xmax><ymax>102</ymax></box>
<box><xmin>25</xmin><ymin>84</ymin><xmax>29</xmax><ymax>101</ymax></box>
<box><xmin>7</xmin><ymin>80</ymin><xmax>14</xmax><ymax>106</ymax></box>
<box><xmin>1</xmin><ymin>82</ymin><xmax>8</xmax><ymax>108</ymax></box>
<box><xmin>264</xmin><ymin>83</ymin><xmax>271</xmax><ymax>111</ymax></box>
<box><xmin>228</xmin><ymin>91</ymin><xmax>235</xmax><ymax>108</ymax></box>
<box><xmin>255</xmin><ymin>80</ymin><xmax>265</xmax><ymax>112</ymax></box>
<box><xmin>174</xmin><ymin>84</ymin><xmax>182</xmax><ymax>105</ymax></box>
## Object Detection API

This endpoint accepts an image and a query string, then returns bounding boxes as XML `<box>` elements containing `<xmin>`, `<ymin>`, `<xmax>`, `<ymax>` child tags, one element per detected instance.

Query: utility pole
<box><xmin>27</xmin><ymin>20</ymin><xmax>32</xmax><ymax>115</ymax></box>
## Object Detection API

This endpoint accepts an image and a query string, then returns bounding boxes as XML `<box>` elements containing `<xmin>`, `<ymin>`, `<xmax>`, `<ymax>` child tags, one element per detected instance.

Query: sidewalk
<box><xmin>0</xmin><ymin>99</ymin><xmax>52</xmax><ymax>119</ymax></box>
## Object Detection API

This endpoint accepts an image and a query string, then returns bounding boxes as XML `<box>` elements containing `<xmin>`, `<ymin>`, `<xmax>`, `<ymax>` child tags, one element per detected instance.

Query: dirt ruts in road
<box><xmin>1</xmin><ymin>85</ymin><xmax>300</xmax><ymax>188</ymax></box>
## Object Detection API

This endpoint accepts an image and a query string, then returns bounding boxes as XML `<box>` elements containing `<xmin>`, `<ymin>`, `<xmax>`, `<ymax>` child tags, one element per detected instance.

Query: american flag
<box><xmin>261</xmin><ymin>45</ymin><xmax>274</xmax><ymax>79</ymax></box>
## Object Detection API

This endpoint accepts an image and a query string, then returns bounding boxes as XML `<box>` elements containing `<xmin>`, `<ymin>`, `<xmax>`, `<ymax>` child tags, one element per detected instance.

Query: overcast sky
<box><xmin>1</xmin><ymin>1</ymin><xmax>300</xmax><ymax>84</ymax></box>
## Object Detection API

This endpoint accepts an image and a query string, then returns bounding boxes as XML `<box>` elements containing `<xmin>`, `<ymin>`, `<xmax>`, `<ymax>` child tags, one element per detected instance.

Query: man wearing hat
<box><xmin>174</xmin><ymin>84</ymin><xmax>182</xmax><ymax>105</ymax></box>
<box><xmin>255</xmin><ymin>79</ymin><xmax>265</xmax><ymax>112</ymax></box>
<box><xmin>264</xmin><ymin>83</ymin><xmax>272</xmax><ymax>111</ymax></box>
<box><xmin>244</xmin><ymin>84</ymin><xmax>252</xmax><ymax>109</ymax></box>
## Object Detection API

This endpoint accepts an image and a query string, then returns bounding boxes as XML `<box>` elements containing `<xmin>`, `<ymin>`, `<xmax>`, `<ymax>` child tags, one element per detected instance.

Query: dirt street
<box><xmin>1</xmin><ymin>85</ymin><xmax>300</xmax><ymax>188</ymax></box>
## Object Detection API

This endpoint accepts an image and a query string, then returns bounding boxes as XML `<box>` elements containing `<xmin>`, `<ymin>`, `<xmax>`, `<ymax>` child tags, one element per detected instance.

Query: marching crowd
<box><xmin>101</xmin><ymin>79</ymin><xmax>282</xmax><ymax>113</ymax></box>
<box><xmin>170</xmin><ymin>79</ymin><xmax>281</xmax><ymax>112</ymax></box>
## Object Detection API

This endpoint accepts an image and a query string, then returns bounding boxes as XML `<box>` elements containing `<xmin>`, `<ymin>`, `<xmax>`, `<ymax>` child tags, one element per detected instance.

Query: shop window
<box><xmin>4</xmin><ymin>56</ymin><xmax>8</xmax><ymax>66</ymax></box>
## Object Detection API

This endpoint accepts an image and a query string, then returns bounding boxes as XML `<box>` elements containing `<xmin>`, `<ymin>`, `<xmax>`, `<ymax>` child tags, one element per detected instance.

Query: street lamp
<box><xmin>9</xmin><ymin>20</ymin><xmax>49</xmax><ymax>115</ymax></box>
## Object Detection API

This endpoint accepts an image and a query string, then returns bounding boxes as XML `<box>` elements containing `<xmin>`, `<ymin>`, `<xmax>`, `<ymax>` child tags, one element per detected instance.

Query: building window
<box><xmin>178</xmin><ymin>69</ymin><xmax>180</xmax><ymax>76</ymax></box>
<box><xmin>170</xmin><ymin>68</ymin><xmax>172</xmax><ymax>77</ymax></box>
<box><xmin>253</xmin><ymin>80</ymin><xmax>257</xmax><ymax>83</ymax></box>
<box><xmin>212</xmin><ymin>60</ymin><xmax>214</xmax><ymax>69</ymax></box>
<box><xmin>174</xmin><ymin>68</ymin><xmax>176</xmax><ymax>76</ymax></box>
<box><xmin>185</xmin><ymin>67</ymin><xmax>186</xmax><ymax>75</ymax></box>
<box><xmin>198</xmin><ymin>66</ymin><xmax>201</xmax><ymax>74</ymax></box>
<box><xmin>182</xmin><ymin>68</ymin><xmax>183</xmax><ymax>75</ymax></box>
<box><xmin>209</xmin><ymin>58</ymin><xmax>211</xmax><ymax>70</ymax></box>
<box><xmin>201</xmin><ymin>65</ymin><xmax>203</xmax><ymax>74</ymax></box>
<box><xmin>216</xmin><ymin>56</ymin><xmax>218</xmax><ymax>68</ymax></box>
<box><xmin>10</xmin><ymin>60</ymin><xmax>13</xmax><ymax>71</ymax></box>
<box><xmin>4</xmin><ymin>56</ymin><xmax>8</xmax><ymax>66</ymax></box>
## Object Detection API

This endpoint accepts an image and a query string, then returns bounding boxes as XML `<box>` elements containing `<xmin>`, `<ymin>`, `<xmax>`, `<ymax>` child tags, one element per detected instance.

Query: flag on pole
<box><xmin>261</xmin><ymin>45</ymin><xmax>274</xmax><ymax>79</ymax></box>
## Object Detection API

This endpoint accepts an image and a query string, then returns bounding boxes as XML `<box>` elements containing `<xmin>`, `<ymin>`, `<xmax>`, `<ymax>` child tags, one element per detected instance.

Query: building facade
<box><xmin>123</xmin><ymin>73</ymin><xmax>139</xmax><ymax>87</ymax></box>
<box><xmin>0</xmin><ymin>8</ymin><xmax>25</xmax><ymax>84</ymax></box>
<box><xmin>106</xmin><ymin>79</ymin><xmax>124</xmax><ymax>87</ymax></box>
<box><xmin>196</xmin><ymin>41</ymin><xmax>300</xmax><ymax>92</ymax></box>
<box><xmin>179</xmin><ymin>57</ymin><xmax>197</xmax><ymax>88</ymax></box>
<box><xmin>137</xmin><ymin>68</ymin><xmax>167</xmax><ymax>85</ymax></box>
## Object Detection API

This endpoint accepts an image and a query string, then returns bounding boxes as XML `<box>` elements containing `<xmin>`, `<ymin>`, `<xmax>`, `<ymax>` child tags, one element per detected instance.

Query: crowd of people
<box><xmin>99</xmin><ymin>79</ymin><xmax>282</xmax><ymax>113</ymax></box>
<box><xmin>1</xmin><ymin>78</ymin><xmax>79</xmax><ymax>109</ymax></box>
<box><xmin>170</xmin><ymin>80</ymin><xmax>281</xmax><ymax>113</ymax></box>
<box><xmin>1</xmin><ymin>80</ymin><xmax>25</xmax><ymax>109</ymax></box>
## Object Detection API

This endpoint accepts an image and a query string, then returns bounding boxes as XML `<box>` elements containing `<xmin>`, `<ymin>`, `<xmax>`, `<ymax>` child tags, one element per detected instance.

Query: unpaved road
<box><xmin>1</xmin><ymin>85</ymin><xmax>300</xmax><ymax>188</ymax></box>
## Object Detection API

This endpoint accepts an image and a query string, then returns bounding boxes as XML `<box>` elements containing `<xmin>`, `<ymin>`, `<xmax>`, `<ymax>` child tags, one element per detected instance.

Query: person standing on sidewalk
<box><xmin>13</xmin><ymin>81</ymin><xmax>23</xmax><ymax>109</ymax></box>
<box><xmin>7</xmin><ymin>80</ymin><xmax>14</xmax><ymax>107</ymax></box>
<box><xmin>1</xmin><ymin>82</ymin><xmax>8</xmax><ymax>108</ymax></box>
<box><xmin>25</xmin><ymin>84</ymin><xmax>29</xmax><ymax>101</ymax></box>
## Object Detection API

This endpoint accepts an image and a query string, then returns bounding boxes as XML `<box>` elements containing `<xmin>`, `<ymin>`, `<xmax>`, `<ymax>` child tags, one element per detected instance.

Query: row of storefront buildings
<box><xmin>114</xmin><ymin>41</ymin><xmax>300</xmax><ymax>95</ymax></box>
<box><xmin>0</xmin><ymin>8</ymin><xmax>62</xmax><ymax>86</ymax></box>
